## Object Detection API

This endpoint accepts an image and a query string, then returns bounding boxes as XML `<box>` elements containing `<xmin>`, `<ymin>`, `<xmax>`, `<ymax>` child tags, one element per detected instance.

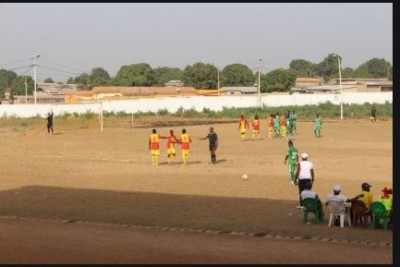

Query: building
<box><xmin>220</xmin><ymin>86</ymin><xmax>258</xmax><ymax>95</ymax></box>
<box><xmin>64</xmin><ymin>86</ymin><xmax>199</xmax><ymax>103</ymax></box>
<box><xmin>164</xmin><ymin>80</ymin><xmax>184</xmax><ymax>87</ymax></box>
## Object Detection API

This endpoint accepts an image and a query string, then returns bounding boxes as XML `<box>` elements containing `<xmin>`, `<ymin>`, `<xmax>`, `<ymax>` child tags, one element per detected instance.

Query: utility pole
<box><xmin>217</xmin><ymin>68</ymin><xmax>220</xmax><ymax>96</ymax></box>
<box><xmin>32</xmin><ymin>53</ymin><xmax>40</xmax><ymax>105</ymax></box>
<box><xmin>337</xmin><ymin>56</ymin><xmax>343</xmax><ymax>120</ymax></box>
<box><xmin>258</xmin><ymin>58</ymin><xmax>262</xmax><ymax>107</ymax></box>
<box><xmin>24</xmin><ymin>76</ymin><xmax>28</xmax><ymax>104</ymax></box>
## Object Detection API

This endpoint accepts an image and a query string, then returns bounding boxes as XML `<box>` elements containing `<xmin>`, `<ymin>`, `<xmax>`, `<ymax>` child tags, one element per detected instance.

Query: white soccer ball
<box><xmin>242</xmin><ymin>174</ymin><xmax>248</xmax><ymax>180</ymax></box>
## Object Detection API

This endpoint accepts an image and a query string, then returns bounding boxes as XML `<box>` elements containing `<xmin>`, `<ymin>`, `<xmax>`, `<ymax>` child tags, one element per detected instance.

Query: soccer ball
<box><xmin>242</xmin><ymin>174</ymin><xmax>248</xmax><ymax>180</ymax></box>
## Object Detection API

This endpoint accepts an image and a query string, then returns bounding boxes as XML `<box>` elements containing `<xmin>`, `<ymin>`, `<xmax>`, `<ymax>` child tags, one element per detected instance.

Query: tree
<box><xmin>11</xmin><ymin>75</ymin><xmax>34</xmax><ymax>96</ymax></box>
<box><xmin>44</xmin><ymin>78</ymin><xmax>54</xmax><ymax>83</ymax></box>
<box><xmin>183</xmin><ymin>62</ymin><xmax>218</xmax><ymax>89</ymax></box>
<box><xmin>289</xmin><ymin>59</ymin><xmax>317</xmax><ymax>77</ymax></box>
<box><xmin>153</xmin><ymin>67</ymin><xmax>183</xmax><ymax>86</ymax></box>
<box><xmin>0</xmin><ymin>69</ymin><xmax>18</xmax><ymax>97</ymax></box>
<box><xmin>261</xmin><ymin>68</ymin><xmax>297</xmax><ymax>93</ymax></box>
<box><xmin>341</xmin><ymin>67</ymin><xmax>354</xmax><ymax>78</ymax></box>
<box><xmin>354</xmin><ymin>58</ymin><xmax>391</xmax><ymax>78</ymax></box>
<box><xmin>220</xmin><ymin>64</ymin><xmax>254</xmax><ymax>87</ymax></box>
<box><xmin>90</xmin><ymin>67</ymin><xmax>111</xmax><ymax>87</ymax></box>
<box><xmin>113</xmin><ymin>63</ymin><xmax>155</xmax><ymax>86</ymax></box>
<box><xmin>314</xmin><ymin>53</ymin><xmax>342</xmax><ymax>82</ymax></box>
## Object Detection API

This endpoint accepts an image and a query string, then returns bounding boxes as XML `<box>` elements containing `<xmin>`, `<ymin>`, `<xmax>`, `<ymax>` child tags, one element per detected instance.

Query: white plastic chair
<box><xmin>328</xmin><ymin>201</ymin><xmax>351</xmax><ymax>228</ymax></box>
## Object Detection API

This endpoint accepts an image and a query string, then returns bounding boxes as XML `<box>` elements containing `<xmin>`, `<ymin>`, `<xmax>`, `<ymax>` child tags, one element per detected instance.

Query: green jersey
<box><xmin>287</xmin><ymin>146</ymin><xmax>298</xmax><ymax>163</ymax></box>
<box><xmin>274</xmin><ymin>117</ymin><xmax>280</xmax><ymax>128</ymax></box>
<box><xmin>315</xmin><ymin>117</ymin><xmax>321</xmax><ymax>129</ymax></box>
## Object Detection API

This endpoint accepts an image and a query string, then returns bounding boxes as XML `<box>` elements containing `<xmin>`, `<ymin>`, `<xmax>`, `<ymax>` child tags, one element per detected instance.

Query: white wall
<box><xmin>0</xmin><ymin>92</ymin><xmax>392</xmax><ymax>118</ymax></box>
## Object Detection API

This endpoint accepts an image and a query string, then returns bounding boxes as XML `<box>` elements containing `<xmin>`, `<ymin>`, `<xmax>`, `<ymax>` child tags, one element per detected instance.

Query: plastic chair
<box><xmin>327</xmin><ymin>201</ymin><xmax>351</xmax><ymax>228</ymax></box>
<box><xmin>351</xmin><ymin>200</ymin><xmax>370</xmax><ymax>227</ymax></box>
<box><xmin>370</xmin><ymin>202</ymin><xmax>390</xmax><ymax>231</ymax></box>
<box><xmin>303</xmin><ymin>198</ymin><xmax>323</xmax><ymax>224</ymax></box>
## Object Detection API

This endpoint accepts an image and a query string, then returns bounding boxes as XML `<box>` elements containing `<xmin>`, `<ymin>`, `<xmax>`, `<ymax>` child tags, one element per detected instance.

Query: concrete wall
<box><xmin>0</xmin><ymin>92</ymin><xmax>392</xmax><ymax>118</ymax></box>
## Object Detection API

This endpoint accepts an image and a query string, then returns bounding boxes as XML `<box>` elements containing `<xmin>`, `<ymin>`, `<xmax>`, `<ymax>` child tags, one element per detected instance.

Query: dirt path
<box><xmin>0</xmin><ymin>217</ymin><xmax>392</xmax><ymax>264</ymax></box>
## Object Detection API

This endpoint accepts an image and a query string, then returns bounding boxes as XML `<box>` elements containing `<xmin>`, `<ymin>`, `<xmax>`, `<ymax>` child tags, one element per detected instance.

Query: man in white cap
<box><xmin>326</xmin><ymin>185</ymin><xmax>364</xmax><ymax>213</ymax></box>
<box><xmin>294</xmin><ymin>152</ymin><xmax>314</xmax><ymax>209</ymax></box>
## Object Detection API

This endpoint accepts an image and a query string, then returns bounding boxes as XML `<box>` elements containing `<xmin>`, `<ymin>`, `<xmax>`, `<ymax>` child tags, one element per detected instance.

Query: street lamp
<box><xmin>32</xmin><ymin>53</ymin><xmax>41</xmax><ymax>105</ymax></box>
<box><xmin>335</xmin><ymin>55</ymin><xmax>343</xmax><ymax>120</ymax></box>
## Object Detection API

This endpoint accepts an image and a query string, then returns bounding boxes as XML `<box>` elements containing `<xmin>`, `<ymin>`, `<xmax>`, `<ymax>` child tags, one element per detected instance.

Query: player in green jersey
<box><xmin>284</xmin><ymin>140</ymin><xmax>299</xmax><ymax>185</ymax></box>
<box><xmin>314</xmin><ymin>113</ymin><xmax>322</xmax><ymax>137</ymax></box>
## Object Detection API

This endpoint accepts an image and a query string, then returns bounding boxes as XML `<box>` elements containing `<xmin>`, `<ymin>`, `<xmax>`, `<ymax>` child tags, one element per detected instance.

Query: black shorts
<box><xmin>209</xmin><ymin>144</ymin><xmax>217</xmax><ymax>152</ymax></box>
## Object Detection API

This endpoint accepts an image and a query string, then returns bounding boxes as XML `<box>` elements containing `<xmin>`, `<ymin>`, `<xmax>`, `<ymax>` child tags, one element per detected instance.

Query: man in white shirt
<box><xmin>295</xmin><ymin>152</ymin><xmax>314</xmax><ymax>208</ymax></box>
<box><xmin>300</xmin><ymin>182</ymin><xmax>324</xmax><ymax>220</ymax></box>
<box><xmin>326</xmin><ymin>185</ymin><xmax>363</xmax><ymax>221</ymax></box>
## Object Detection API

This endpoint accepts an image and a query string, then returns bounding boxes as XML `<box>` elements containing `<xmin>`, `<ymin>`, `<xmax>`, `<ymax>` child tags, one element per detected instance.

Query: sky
<box><xmin>0</xmin><ymin>3</ymin><xmax>393</xmax><ymax>83</ymax></box>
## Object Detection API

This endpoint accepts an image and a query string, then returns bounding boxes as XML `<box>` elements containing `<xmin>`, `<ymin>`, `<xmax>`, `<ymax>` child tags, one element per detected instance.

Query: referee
<box><xmin>200</xmin><ymin>127</ymin><xmax>219</xmax><ymax>164</ymax></box>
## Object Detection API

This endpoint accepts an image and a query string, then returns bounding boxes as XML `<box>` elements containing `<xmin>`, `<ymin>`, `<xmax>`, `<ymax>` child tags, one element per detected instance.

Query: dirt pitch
<box><xmin>0</xmin><ymin>117</ymin><xmax>393</xmax><ymax>263</ymax></box>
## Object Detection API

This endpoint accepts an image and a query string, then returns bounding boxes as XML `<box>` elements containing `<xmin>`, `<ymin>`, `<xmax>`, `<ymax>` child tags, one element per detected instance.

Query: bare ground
<box><xmin>0</xmin><ymin>117</ymin><xmax>392</xmax><ymax>263</ymax></box>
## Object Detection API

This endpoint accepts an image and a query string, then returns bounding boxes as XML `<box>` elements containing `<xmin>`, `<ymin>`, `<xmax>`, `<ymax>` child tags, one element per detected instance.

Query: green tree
<box><xmin>72</xmin><ymin>72</ymin><xmax>91</xmax><ymax>90</ymax></box>
<box><xmin>183</xmin><ymin>62</ymin><xmax>218</xmax><ymax>89</ymax></box>
<box><xmin>113</xmin><ymin>63</ymin><xmax>155</xmax><ymax>86</ymax></box>
<box><xmin>261</xmin><ymin>68</ymin><xmax>297</xmax><ymax>93</ymax></box>
<box><xmin>341</xmin><ymin>67</ymin><xmax>354</xmax><ymax>78</ymax></box>
<box><xmin>90</xmin><ymin>67</ymin><xmax>111</xmax><ymax>87</ymax></box>
<box><xmin>221</xmin><ymin>64</ymin><xmax>254</xmax><ymax>87</ymax></box>
<box><xmin>44</xmin><ymin>78</ymin><xmax>54</xmax><ymax>83</ymax></box>
<box><xmin>315</xmin><ymin>53</ymin><xmax>342</xmax><ymax>82</ymax></box>
<box><xmin>153</xmin><ymin>67</ymin><xmax>183</xmax><ymax>86</ymax></box>
<box><xmin>354</xmin><ymin>58</ymin><xmax>391</xmax><ymax>78</ymax></box>
<box><xmin>289</xmin><ymin>59</ymin><xmax>316</xmax><ymax>77</ymax></box>
<box><xmin>0</xmin><ymin>69</ymin><xmax>18</xmax><ymax>97</ymax></box>
<box><xmin>11</xmin><ymin>75</ymin><xmax>34</xmax><ymax>95</ymax></box>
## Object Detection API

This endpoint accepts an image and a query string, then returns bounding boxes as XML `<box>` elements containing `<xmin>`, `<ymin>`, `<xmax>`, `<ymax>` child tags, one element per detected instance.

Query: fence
<box><xmin>0</xmin><ymin>92</ymin><xmax>392</xmax><ymax>118</ymax></box>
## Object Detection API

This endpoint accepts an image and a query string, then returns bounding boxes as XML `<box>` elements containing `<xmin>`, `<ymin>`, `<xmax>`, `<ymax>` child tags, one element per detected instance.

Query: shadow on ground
<box><xmin>0</xmin><ymin>186</ymin><xmax>392</xmax><ymax>244</ymax></box>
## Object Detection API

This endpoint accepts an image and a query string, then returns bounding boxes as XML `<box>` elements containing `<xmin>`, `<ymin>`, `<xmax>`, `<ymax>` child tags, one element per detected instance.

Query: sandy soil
<box><xmin>0</xmin><ymin>117</ymin><xmax>393</xmax><ymax>263</ymax></box>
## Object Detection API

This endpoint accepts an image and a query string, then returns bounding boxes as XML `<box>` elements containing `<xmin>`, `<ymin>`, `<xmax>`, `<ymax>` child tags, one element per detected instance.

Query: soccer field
<box><xmin>0</xmin><ymin>118</ymin><xmax>393</xmax><ymax>245</ymax></box>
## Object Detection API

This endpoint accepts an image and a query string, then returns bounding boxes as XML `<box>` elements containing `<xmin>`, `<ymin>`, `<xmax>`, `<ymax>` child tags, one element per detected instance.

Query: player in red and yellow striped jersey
<box><xmin>267</xmin><ymin>114</ymin><xmax>274</xmax><ymax>138</ymax></box>
<box><xmin>280</xmin><ymin>113</ymin><xmax>287</xmax><ymax>138</ymax></box>
<box><xmin>149</xmin><ymin>129</ymin><xmax>164</xmax><ymax>166</ymax></box>
<box><xmin>162</xmin><ymin>129</ymin><xmax>178</xmax><ymax>165</ymax></box>
<box><xmin>179</xmin><ymin>128</ymin><xmax>192</xmax><ymax>165</ymax></box>
<box><xmin>238</xmin><ymin>114</ymin><xmax>249</xmax><ymax>141</ymax></box>
<box><xmin>251</xmin><ymin>115</ymin><xmax>260</xmax><ymax>140</ymax></box>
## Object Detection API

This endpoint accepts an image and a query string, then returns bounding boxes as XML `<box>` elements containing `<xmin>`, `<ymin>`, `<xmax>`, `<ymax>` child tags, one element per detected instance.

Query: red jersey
<box><xmin>149</xmin><ymin>134</ymin><xmax>160</xmax><ymax>150</ymax></box>
<box><xmin>166</xmin><ymin>135</ymin><xmax>177</xmax><ymax>149</ymax></box>
<box><xmin>252</xmin><ymin>119</ymin><xmax>260</xmax><ymax>131</ymax></box>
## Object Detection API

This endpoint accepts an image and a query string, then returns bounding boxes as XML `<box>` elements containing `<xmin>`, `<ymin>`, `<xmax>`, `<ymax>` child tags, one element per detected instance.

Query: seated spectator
<box><xmin>300</xmin><ymin>181</ymin><xmax>324</xmax><ymax>220</ymax></box>
<box><xmin>326</xmin><ymin>185</ymin><xmax>363</xmax><ymax>213</ymax></box>
<box><xmin>378</xmin><ymin>186</ymin><xmax>392</xmax><ymax>213</ymax></box>
<box><xmin>358</xmin><ymin>182</ymin><xmax>373</xmax><ymax>208</ymax></box>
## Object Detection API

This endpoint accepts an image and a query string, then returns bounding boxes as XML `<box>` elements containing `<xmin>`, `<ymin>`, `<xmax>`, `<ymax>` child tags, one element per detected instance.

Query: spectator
<box><xmin>378</xmin><ymin>186</ymin><xmax>392</xmax><ymax>213</ymax></box>
<box><xmin>300</xmin><ymin>181</ymin><xmax>324</xmax><ymax>220</ymax></box>
<box><xmin>326</xmin><ymin>185</ymin><xmax>363</xmax><ymax>213</ymax></box>
<box><xmin>358</xmin><ymin>182</ymin><xmax>373</xmax><ymax>208</ymax></box>
<box><xmin>295</xmin><ymin>153</ymin><xmax>314</xmax><ymax>209</ymax></box>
